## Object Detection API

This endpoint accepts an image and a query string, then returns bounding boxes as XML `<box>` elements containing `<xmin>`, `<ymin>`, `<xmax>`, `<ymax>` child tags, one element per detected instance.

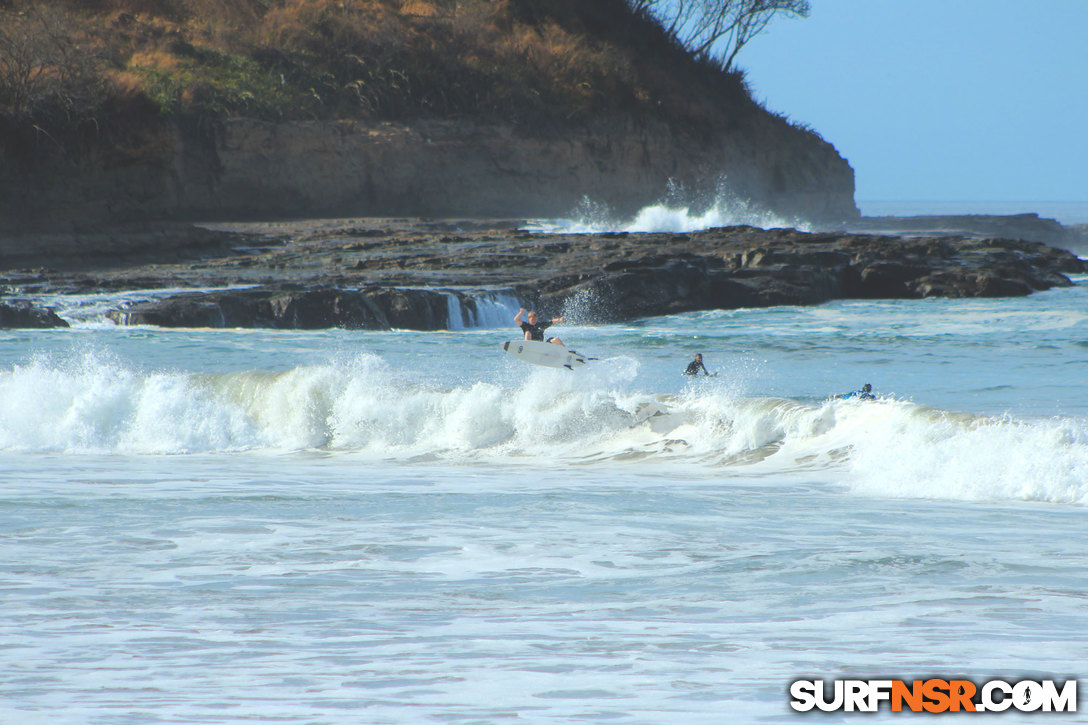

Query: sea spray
<box><xmin>3</xmin><ymin>351</ymin><xmax>1087</xmax><ymax>506</ymax></box>
<box><xmin>844</xmin><ymin>401</ymin><xmax>1088</xmax><ymax>505</ymax></box>
<box><xmin>526</xmin><ymin>178</ymin><xmax>811</xmax><ymax>234</ymax></box>
<box><xmin>0</xmin><ymin>351</ymin><xmax>254</xmax><ymax>453</ymax></box>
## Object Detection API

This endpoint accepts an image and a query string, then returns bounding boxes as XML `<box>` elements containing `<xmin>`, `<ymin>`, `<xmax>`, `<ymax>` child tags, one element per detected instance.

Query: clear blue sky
<box><xmin>738</xmin><ymin>0</ymin><xmax>1088</xmax><ymax>206</ymax></box>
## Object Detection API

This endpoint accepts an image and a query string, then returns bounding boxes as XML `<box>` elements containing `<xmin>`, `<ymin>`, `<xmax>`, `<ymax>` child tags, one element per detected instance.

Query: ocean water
<box><xmin>2</xmin><ymin>270</ymin><xmax>1087</xmax><ymax>723</ymax></box>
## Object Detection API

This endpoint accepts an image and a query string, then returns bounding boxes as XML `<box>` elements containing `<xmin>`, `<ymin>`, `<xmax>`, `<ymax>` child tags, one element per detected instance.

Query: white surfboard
<box><xmin>502</xmin><ymin>340</ymin><xmax>588</xmax><ymax>370</ymax></box>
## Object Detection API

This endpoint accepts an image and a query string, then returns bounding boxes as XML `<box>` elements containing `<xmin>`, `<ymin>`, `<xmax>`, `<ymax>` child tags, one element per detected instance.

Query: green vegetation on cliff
<box><xmin>1</xmin><ymin>0</ymin><xmax>775</xmax><ymax>144</ymax></box>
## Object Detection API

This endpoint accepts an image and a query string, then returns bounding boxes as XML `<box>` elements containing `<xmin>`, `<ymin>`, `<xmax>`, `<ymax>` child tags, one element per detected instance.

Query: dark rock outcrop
<box><xmin>847</xmin><ymin>213</ymin><xmax>1075</xmax><ymax>247</ymax></box>
<box><xmin>0</xmin><ymin>223</ymin><xmax>241</xmax><ymax>272</ymax></box>
<box><xmin>1067</xmin><ymin>225</ymin><xmax>1088</xmax><ymax>255</ymax></box>
<box><xmin>60</xmin><ymin>220</ymin><xmax>1084</xmax><ymax>330</ymax></box>
<box><xmin>0</xmin><ymin>302</ymin><xmax>69</xmax><ymax>328</ymax></box>
<box><xmin>843</xmin><ymin>213</ymin><xmax>1088</xmax><ymax>256</ymax></box>
<box><xmin>108</xmin><ymin>285</ymin><xmax>524</xmax><ymax>330</ymax></box>
<box><xmin>529</xmin><ymin>229</ymin><xmax>1084</xmax><ymax>323</ymax></box>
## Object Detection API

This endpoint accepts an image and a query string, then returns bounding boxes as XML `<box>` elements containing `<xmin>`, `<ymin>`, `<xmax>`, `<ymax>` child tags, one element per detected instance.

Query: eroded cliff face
<box><xmin>183</xmin><ymin>115</ymin><xmax>857</xmax><ymax>223</ymax></box>
<box><xmin>1</xmin><ymin>114</ymin><xmax>857</xmax><ymax>230</ymax></box>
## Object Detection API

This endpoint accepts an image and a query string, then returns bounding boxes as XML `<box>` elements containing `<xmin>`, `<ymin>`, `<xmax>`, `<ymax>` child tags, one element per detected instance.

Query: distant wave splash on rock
<box><xmin>527</xmin><ymin>180</ymin><xmax>813</xmax><ymax>235</ymax></box>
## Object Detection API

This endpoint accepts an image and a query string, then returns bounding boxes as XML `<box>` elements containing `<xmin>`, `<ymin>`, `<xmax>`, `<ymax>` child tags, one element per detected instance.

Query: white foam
<box><xmin>526</xmin><ymin>183</ymin><xmax>810</xmax><ymax>234</ymax></box>
<box><xmin>0</xmin><ymin>352</ymin><xmax>256</xmax><ymax>453</ymax></box>
<box><xmin>468</xmin><ymin>290</ymin><xmax>522</xmax><ymax>328</ymax></box>
<box><xmin>444</xmin><ymin>292</ymin><xmax>466</xmax><ymax>330</ymax></box>
<box><xmin>842</xmin><ymin>400</ymin><xmax>1088</xmax><ymax>505</ymax></box>
<box><xmin>445</xmin><ymin>290</ymin><xmax>522</xmax><ymax>329</ymax></box>
<box><xmin>3</xmin><ymin>353</ymin><xmax>1085</xmax><ymax>505</ymax></box>
<box><xmin>622</xmin><ymin>197</ymin><xmax>807</xmax><ymax>234</ymax></box>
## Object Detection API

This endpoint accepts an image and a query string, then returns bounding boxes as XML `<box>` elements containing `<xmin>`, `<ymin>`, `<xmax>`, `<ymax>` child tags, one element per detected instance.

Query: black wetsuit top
<box><xmin>519</xmin><ymin>320</ymin><xmax>552</xmax><ymax>342</ymax></box>
<box><xmin>684</xmin><ymin>359</ymin><xmax>708</xmax><ymax>376</ymax></box>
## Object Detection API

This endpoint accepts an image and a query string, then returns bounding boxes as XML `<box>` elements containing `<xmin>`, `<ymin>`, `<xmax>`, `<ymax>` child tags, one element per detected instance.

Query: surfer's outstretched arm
<box><xmin>514</xmin><ymin>308</ymin><xmax>525</xmax><ymax>324</ymax></box>
<box><xmin>548</xmin><ymin>316</ymin><xmax>564</xmax><ymax>346</ymax></box>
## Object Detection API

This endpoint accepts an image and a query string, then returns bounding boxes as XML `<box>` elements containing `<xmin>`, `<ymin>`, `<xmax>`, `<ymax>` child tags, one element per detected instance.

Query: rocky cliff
<box><xmin>0</xmin><ymin>0</ymin><xmax>861</xmax><ymax>231</ymax></box>
<box><xmin>1</xmin><ymin>112</ymin><xmax>857</xmax><ymax>232</ymax></box>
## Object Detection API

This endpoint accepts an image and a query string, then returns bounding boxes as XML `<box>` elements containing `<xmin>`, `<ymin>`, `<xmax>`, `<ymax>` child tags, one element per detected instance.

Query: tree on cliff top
<box><xmin>0</xmin><ymin>5</ymin><xmax>102</xmax><ymax>121</ymax></box>
<box><xmin>630</xmin><ymin>0</ymin><xmax>810</xmax><ymax>70</ymax></box>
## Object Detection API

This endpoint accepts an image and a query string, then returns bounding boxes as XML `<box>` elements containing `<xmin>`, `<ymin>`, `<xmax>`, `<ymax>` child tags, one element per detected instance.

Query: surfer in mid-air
<box><xmin>515</xmin><ymin>308</ymin><xmax>565</xmax><ymax>346</ymax></box>
<box><xmin>683</xmin><ymin>353</ymin><xmax>710</xmax><ymax>376</ymax></box>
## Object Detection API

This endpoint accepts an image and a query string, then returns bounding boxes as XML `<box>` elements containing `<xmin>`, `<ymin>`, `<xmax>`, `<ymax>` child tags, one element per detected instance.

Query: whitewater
<box><xmin>2</xmin><ymin>266</ymin><xmax>1087</xmax><ymax>720</ymax></box>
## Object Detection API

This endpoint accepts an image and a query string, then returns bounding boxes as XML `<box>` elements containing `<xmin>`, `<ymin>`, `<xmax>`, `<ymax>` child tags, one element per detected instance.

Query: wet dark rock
<box><xmin>112</xmin><ymin>286</ymin><xmax>403</xmax><ymax>330</ymax></box>
<box><xmin>1068</xmin><ymin>225</ymin><xmax>1088</xmax><ymax>255</ymax></box>
<box><xmin>526</xmin><ymin>229</ymin><xmax>1084</xmax><ymax>323</ymax></box>
<box><xmin>849</xmin><ymin>261</ymin><xmax>932</xmax><ymax>298</ymax></box>
<box><xmin>847</xmin><ymin>213</ymin><xmax>1082</xmax><ymax>249</ymax></box>
<box><xmin>0</xmin><ymin>223</ymin><xmax>239</xmax><ymax>272</ymax></box>
<box><xmin>0</xmin><ymin>302</ymin><xmax>69</xmax><ymax>328</ymax></box>
<box><xmin>108</xmin><ymin>285</ymin><xmax>521</xmax><ymax>331</ymax></box>
<box><xmin>9</xmin><ymin>217</ymin><xmax>1086</xmax><ymax>330</ymax></box>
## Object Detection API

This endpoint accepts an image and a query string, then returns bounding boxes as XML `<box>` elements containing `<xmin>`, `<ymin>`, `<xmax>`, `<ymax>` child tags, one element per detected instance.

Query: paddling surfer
<box><xmin>515</xmin><ymin>308</ymin><xmax>565</xmax><ymax>346</ymax></box>
<box><xmin>683</xmin><ymin>353</ymin><xmax>710</xmax><ymax>376</ymax></box>
<box><xmin>837</xmin><ymin>383</ymin><xmax>875</xmax><ymax>400</ymax></box>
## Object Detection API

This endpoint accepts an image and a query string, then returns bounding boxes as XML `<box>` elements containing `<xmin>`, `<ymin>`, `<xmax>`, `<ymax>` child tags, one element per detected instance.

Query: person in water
<box><xmin>838</xmin><ymin>383</ymin><xmax>875</xmax><ymax>400</ymax></box>
<box><xmin>684</xmin><ymin>353</ymin><xmax>710</xmax><ymax>376</ymax></box>
<box><xmin>514</xmin><ymin>308</ymin><xmax>565</xmax><ymax>346</ymax></box>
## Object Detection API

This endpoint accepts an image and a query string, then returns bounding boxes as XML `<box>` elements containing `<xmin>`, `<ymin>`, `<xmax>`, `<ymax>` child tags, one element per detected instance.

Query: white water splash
<box><xmin>445</xmin><ymin>290</ymin><xmax>522</xmax><ymax>329</ymax></box>
<box><xmin>3</xmin><ymin>351</ymin><xmax>1086</xmax><ymax>506</ymax></box>
<box><xmin>526</xmin><ymin>180</ymin><xmax>812</xmax><ymax>234</ymax></box>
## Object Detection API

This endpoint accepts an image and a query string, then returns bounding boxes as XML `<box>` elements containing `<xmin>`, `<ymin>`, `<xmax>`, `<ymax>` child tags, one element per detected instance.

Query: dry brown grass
<box><xmin>398</xmin><ymin>0</ymin><xmax>442</xmax><ymax>18</ymax></box>
<box><xmin>1</xmin><ymin>0</ymin><xmax>761</xmax><ymax>146</ymax></box>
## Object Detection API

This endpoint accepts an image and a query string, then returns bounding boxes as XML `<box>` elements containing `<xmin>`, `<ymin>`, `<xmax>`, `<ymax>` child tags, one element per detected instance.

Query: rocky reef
<box><xmin>3</xmin><ymin>218</ymin><xmax>1082</xmax><ymax>330</ymax></box>
<box><xmin>107</xmin><ymin>285</ymin><xmax>514</xmax><ymax>330</ymax></box>
<box><xmin>541</xmin><ymin>228</ymin><xmax>1082</xmax><ymax>323</ymax></box>
<box><xmin>0</xmin><ymin>302</ymin><xmax>69</xmax><ymax>329</ymax></box>
<box><xmin>846</xmin><ymin>213</ymin><xmax>1086</xmax><ymax>250</ymax></box>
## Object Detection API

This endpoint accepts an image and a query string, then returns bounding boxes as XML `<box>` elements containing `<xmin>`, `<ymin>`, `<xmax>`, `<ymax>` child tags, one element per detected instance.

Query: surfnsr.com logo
<box><xmin>789</xmin><ymin>678</ymin><xmax>1077</xmax><ymax>713</ymax></box>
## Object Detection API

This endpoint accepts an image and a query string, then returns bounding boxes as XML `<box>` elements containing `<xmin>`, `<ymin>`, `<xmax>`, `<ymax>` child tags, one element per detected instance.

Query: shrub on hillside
<box><xmin>0</xmin><ymin>4</ymin><xmax>103</xmax><ymax>121</ymax></box>
<box><xmin>1</xmin><ymin>0</ymin><xmax>766</xmax><ymax>148</ymax></box>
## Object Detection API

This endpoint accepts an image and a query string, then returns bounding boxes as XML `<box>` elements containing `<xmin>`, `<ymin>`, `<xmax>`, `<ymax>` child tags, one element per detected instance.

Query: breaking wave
<box><xmin>2</xmin><ymin>352</ymin><xmax>1086</xmax><ymax>506</ymax></box>
<box><xmin>527</xmin><ymin>181</ymin><xmax>812</xmax><ymax>234</ymax></box>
